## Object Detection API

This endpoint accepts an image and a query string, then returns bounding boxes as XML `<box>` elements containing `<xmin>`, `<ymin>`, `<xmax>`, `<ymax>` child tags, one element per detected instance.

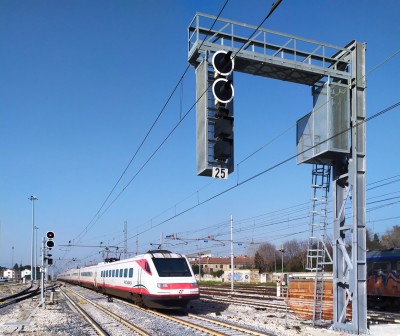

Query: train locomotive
<box><xmin>58</xmin><ymin>250</ymin><xmax>200</xmax><ymax>309</ymax></box>
<box><xmin>367</xmin><ymin>248</ymin><xmax>400</xmax><ymax>308</ymax></box>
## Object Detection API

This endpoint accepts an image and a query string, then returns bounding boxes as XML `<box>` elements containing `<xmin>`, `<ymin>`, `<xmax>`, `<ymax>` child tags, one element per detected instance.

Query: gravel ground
<box><xmin>0</xmin><ymin>284</ymin><xmax>398</xmax><ymax>335</ymax></box>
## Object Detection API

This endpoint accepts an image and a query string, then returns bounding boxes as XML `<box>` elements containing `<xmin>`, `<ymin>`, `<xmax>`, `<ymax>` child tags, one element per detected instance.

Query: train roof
<box><xmin>367</xmin><ymin>248</ymin><xmax>400</xmax><ymax>260</ymax></box>
<box><xmin>146</xmin><ymin>250</ymin><xmax>184</xmax><ymax>258</ymax></box>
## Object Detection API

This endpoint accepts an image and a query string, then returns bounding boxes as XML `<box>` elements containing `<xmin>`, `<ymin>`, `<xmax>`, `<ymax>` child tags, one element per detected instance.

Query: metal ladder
<box><xmin>306</xmin><ymin>164</ymin><xmax>332</xmax><ymax>324</ymax></box>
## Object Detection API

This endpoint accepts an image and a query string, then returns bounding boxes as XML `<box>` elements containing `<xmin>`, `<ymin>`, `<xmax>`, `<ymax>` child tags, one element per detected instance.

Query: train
<box><xmin>58</xmin><ymin>250</ymin><xmax>200</xmax><ymax>309</ymax></box>
<box><xmin>367</xmin><ymin>248</ymin><xmax>400</xmax><ymax>308</ymax></box>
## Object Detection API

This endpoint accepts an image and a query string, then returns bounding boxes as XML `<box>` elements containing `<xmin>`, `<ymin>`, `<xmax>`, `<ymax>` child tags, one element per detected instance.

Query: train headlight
<box><xmin>157</xmin><ymin>283</ymin><xmax>168</xmax><ymax>289</ymax></box>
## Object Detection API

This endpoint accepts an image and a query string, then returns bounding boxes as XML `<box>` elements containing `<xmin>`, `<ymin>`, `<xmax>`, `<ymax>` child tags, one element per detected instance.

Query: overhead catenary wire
<box><xmin>117</xmin><ymin>101</ymin><xmax>400</xmax><ymax>248</ymax></box>
<box><xmin>71</xmin><ymin>0</ymin><xmax>232</xmax><ymax>245</ymax></box>
<box><xmin>69</xmin><ymin>102</ymin><xmax>400</xmax><ymax>266</ymax></box>
<box><xmin>62</xmin><ymin>5</ymin><xmax>400</xmax><ymax>265</ymax></box>
<box><xmin>111</xmin><ymin>46</ymin><xmax>400</xmax><ymax>247</ymax></box>
<box><xmin>59</xmin><ymin>193</ymin><xmax>399</xmax><ymax>267</ymax></box>
<box><xmin>71</xmin><ymin>0</ymin><xmax>285</xmax><ymax>246</ymax></box>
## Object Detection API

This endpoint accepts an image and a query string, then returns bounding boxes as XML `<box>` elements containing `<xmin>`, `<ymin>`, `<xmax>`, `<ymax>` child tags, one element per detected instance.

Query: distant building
<box><xmin>3</xmin><ymin>269</ymin><xmax>21</xmax><ymax>281</ymax></box>
<box><xmin>21</xmin><ymin>269</ymin><xmax>31</xmax><ymax>279</ymax></box>
<box><xmin>189</xmin><ymin>255</ymin><xmax>254</xmax><ymax>274</ymax></box>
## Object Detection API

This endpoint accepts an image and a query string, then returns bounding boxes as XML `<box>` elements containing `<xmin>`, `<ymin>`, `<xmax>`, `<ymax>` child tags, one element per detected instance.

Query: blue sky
<box><xmin>1</xmin><ymin>0</ymin><xmax>399</xmax><ymax>270</ymax></box>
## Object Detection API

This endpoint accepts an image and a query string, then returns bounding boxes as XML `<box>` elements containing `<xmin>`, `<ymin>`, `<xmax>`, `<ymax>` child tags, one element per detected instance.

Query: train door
<box><xmin>137</xmin><ymin>268</ymin><xmax>142</xmax><ymax>294</ymax></box>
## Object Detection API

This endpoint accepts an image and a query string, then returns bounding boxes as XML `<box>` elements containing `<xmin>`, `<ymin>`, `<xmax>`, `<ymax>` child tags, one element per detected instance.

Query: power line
<box><xmin>66</xmin><ymin>10</ymin><xmax>400</xmax><ymax>263</ymax></box>
<box><xmin>72</xmin><ymin>0</ymin><xmax>231</xmax><ymax>245</ymax></box>
<box><xmin>73</xmin><ymin>0</ymin><xmax>284</xmax><ymax>242</ymax></box>
<box><xmin>72</xmin><ymin>101</ymin><xmax>400</xmax><ymax>264</ymax></box>
<box><xmin>124</xmin><ymin>101</ymin><xmax>399</xmax><ymax>244</ymax></box>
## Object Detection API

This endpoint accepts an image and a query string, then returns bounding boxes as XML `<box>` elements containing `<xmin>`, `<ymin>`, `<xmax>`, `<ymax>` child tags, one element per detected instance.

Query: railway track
<box><xmin>200</xmin><ymin>285</ymin><xmax>277</xmax><ymax>296</ymax></box>
<box><xmin>0</xmin><ymin>284</ymin><xmax>40</xmax><ymax>308</ymax></box>
<box><xmin>368</xmin><ymin>309</ymin><xmax>400</xmax><ymax>324</ymax></box>
<box><xmin>200</xmin><ymin>285</ymin><xmax>286</xmax><ymax>311</ymax></box>
<box><xmin>118</xmin><ymin>297</ymin><xmax>275</xmax><ymax>336</ymax></box>
<box><xmin>62</xmin><ymin>283</ymin><xmax>275</xmax><ymax>335</ymax></box>
<box><xmin>201</xmin><ymin>294</ymin><xmax>286</xmax><ymax>311</ymax></box>
<box><xmin>200</xmin><ymin>285</ymin><xmax>281</xmax><ymax>300</ymax></box>
<box><xmin>200</xmin><ymin>284</ymin><xmax>400</xmax><ymax>325</ymax></box>
<box><xmin>61</xmin><ymin>286</ymin><xmax>149</xmax><ymax>335</ymax></box>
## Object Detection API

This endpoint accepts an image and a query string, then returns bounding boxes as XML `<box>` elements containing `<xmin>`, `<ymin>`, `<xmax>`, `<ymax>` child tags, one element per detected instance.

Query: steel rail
<box><xmin>60</xmin><ymin>287</ymin><xmax>109</xmax><ymax>336</ymax></box>
<box><xmin>66</xmin><ymin>287</ymin><xmax>150</xmax><ymax>336</ymax></box>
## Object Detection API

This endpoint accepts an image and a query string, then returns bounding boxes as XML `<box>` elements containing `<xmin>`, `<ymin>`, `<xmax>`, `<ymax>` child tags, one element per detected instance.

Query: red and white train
<box><xmin>58</xmin><ymin>250</ymin><xmax>200</xmax><ymax>309</ymax></box>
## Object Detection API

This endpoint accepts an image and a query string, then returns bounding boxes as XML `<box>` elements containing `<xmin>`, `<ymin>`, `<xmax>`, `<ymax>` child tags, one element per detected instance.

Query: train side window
<box><xmin>372</xmin><ymin>261</ymin><xmax>390</xmax><ymax>275</ymax></box>
<box><xmin>129</xmin><ymin>268</ymin><xmax>133</xmax><ymax>277</ymax></box>
<box><xmin>145</xmin><ymin>262</ymin><xmax>151</xmax><ymax>274</ymax></box>
<box><xmin>112</xmin><ymin>270</ymin><xmax>115</xmax><ymax>277</ymax></box>
<box><xmin>119</xmin><ymin>269</ymin><xmax>122</xmax><ymax>277</ymax></box>
<box><xmin>124</xmin><ymin>268</ymin><xmax>128</xmax><ymax>278</ymax></box>
<box><xmin>115</xmin><ymin>270</ymin><xmax>119</xmax><ymax>278</ymax></box>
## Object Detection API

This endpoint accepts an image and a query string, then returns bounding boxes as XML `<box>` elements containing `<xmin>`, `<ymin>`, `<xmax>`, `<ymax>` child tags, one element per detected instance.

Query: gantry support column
<box><xmin>332</xmin><ymin>42</ymin><xmax>367</xmax><ymax>334</ymax></box>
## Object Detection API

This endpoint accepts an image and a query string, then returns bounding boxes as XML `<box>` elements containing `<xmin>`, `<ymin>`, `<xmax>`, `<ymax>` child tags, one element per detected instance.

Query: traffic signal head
<box><xmin>211</xmin><ymin>50</ymin><xmax>234</xmax><ymax>105</ymax></box>
<box><xmin>195</xmin><ymin>54</ymin><xmax>234</xmax><ymax>176</ymax></box>
<box><xmin>212</xmin><ymin>50</ymin><xmax>234</xmax><ymax>76</ymax></box>
<box><xmin>213</xmin><ymin>101</ymin><xmax>234</xmax><ymax>162</ymax></box>
<box><xmin>211</xmin><ymin>50</ymin><xmax>234</xmax><ymax>163</ymax></box>
<box><xmin>46</xmin><ymin>231</ymin><xmax>55</xmax><ymax>248</ymax></box>
<box><xmin>212</xmin><ymin>79</ymin><xmax>234</xmax><ymax>104</ymax></box>
<box><xmin>46</xmin><ymin>240</ymin><xmax>55</xmax><ymax>248</ymax></box>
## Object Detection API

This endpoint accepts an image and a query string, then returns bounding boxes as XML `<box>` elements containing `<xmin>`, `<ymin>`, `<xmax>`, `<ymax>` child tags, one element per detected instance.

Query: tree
<box><xmin>256</xmin><ymin>242</ymin><xmax>277</xmax><ymax>272</ymax></box>
<box><xmin>212</xmin><ymin>270</ymin><xmax>224</xmax><ymax>278</ymax></box>
<box><xmin>366</xmin><ymin>229</ymin><xmax>382</xmax><ymax>250</ymax></box>
<box><xmin>13</xmin><ymin>263</ymin><xmax>19</xmax><ymax>270</ymax></box>
<box><xmin>380</xmin><ymin>225</ymin><xmax>400</xmax><ymax>248</ymax></box>
<box><xmin>282</xmin><ymin>239</ymin><xmax>308</xmax><ymax>272</ymax></box>
<box><xmin>191</xmin><ymin>265</ymin><xmax>204</xmax><ymax>276</ymax></box>
<box><xmin>254</xmin><ymin>251</ymin><xmax>266</xmax><ymax>273</ymax></box>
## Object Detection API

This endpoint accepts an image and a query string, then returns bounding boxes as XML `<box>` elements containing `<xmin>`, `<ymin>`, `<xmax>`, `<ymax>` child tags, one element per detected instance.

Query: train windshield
<box><xmin>152</xmin><ymin>257</ymin><xmax>192</xmax><ymax>277</ymax></box>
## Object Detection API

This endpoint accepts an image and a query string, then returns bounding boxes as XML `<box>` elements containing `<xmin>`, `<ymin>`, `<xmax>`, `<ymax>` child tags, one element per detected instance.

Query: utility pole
<box><xmin>135</xmin><ymin>233</ymin><xmax>138</xmax><ymax>256</ymax></box>
<box><xmin>29</xmin><ymin>195</ymin><xmax>38</xmax><ymax>283</ymax></box>
<box><xmin>123</xmin><ymin>221</ymin><xmax>127</xmax><ymax>259</ymax></box>
<box><xmin>230</xmin><ymin>215</ymin><xmax>234</xmax><ymax>292</ymax></box>
<box><xmin>35</xmin><ymin>226</ymin><xmax>39</xmax><ymax>280</ymax></box>
<box><xmin>279</xmin><ymin>247</ymin><xmax>285</xmax><ymax>284</ymax></box>
<box><xmin>40</xmin><ymin>237</ymin><xmax>45</xmax><ymax>303</ymax></box>
<box><xmin>11</xmin><ymin>246</ymin><xmax>14</xmax><ymax>269</ymax></box>
<box><xmin>198</xmin><ymin>252</ymin><xmax>201</xmax><ymax>281</ymax></box>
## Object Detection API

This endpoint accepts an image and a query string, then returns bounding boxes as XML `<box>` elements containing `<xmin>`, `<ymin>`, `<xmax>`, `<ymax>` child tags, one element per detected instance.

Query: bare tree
<box><xmin>256</xmin><ymin>242</ymin><xmax>277</xmax><ymax>272</ymax></box>
<box><xmin>366</xmin><ymin>229</ymin><xmax>382</xmax><ymax>250</ymax></box>
<box><xmin>282</xmin><ymin>239</ymin><xmax>308</xmax><ymax>272</ymax></box>
<box><xmin>380</xmin><ymin>225</ymin><xmax>400</xmax><ymax>248</ymax></box>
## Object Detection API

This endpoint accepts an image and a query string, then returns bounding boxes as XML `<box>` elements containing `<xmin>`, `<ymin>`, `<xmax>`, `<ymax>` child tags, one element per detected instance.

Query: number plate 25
<box><xmin>212</xmin><ymin>167</ymin><xmax>228</xmax><ymax>179</ymax></box>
